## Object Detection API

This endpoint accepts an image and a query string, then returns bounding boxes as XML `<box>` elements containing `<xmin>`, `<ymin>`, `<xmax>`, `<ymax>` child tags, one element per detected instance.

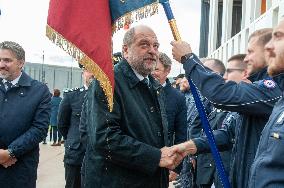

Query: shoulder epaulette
<box><xmin>64</xmin><ymin>87</ymin><xmax>80</xmax><ymax>93</ymax></box>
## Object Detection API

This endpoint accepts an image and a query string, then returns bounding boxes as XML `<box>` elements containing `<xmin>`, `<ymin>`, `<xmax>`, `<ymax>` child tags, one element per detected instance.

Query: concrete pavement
<box><xmin>36</xmin><ymin>142</ymin><xmax>175</xmax><ymax>188</ymax></box>
<box><xmin>37</xmin><ymin>142</ymin><xmax>65</xmax><ymax>188</ymax></box>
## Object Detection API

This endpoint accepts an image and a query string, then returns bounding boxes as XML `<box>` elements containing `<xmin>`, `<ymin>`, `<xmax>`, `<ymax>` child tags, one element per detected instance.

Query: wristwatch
<box><xmin>7</xmin><ymin>148</ymin><xmax>16</xmax><ymax>158</ymax></box>
<box><xmin>181</xmin><ymin>53</ymin><xmax>194</xmax><ymax>64</ymax></box>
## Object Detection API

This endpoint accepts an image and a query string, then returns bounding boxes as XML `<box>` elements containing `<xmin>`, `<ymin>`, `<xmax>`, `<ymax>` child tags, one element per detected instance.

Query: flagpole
<box><xmin>160</xmin><ymin>1</ymin><xmax>231</xmax><ymax>188</ymax></box>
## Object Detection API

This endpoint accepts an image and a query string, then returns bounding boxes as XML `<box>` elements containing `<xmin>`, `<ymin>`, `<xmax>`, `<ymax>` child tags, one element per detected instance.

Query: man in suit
<box><xmin>58</xmin><ymin>68</ymin><xmax>93</xmax><ymax>188</ymax></box>
<box><xmin>0</xmin><ymin>41</ymin><xmax>51</xmax><ymax>188</ymax></box>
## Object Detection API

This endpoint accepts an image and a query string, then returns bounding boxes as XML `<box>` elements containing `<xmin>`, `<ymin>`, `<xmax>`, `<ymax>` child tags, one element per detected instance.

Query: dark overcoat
<box><xmin>50</xmin><ymin>96</ymin><xmax>62</xmax><ymax>126</ymax></box>
<box><xmin>0</xmin><ymin>71</ymin><xmax>51</xmax><ymax>188</ymax></box>
<box><xmin>85</xmin><ymin>60</ymin><xmax>169</xmax><ymax>188</ymax></box>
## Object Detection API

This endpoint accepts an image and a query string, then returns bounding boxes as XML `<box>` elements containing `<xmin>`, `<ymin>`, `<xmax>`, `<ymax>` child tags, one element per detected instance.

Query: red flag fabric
<box><xmin>46</xmin><ymin>0</ymin><xmax>114</xmax><ymax>111</ymax></box>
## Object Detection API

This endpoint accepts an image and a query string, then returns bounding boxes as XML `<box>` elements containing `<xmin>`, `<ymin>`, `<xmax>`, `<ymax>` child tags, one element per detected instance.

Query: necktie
<box><xmin>141</xmin><ymin>78</ymin><xmax>149</xmax><ymax>87</ymax></box>
<box><xmin>5</xmin><ymin>81</ymin><xmax>13</xmax><ymax>91</ymax></box>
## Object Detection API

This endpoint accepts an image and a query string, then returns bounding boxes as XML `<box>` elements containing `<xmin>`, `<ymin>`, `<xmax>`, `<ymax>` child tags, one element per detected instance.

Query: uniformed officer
<box><xmin>58</xmin><ymin>67</ymin><xmax>94</xmax><ymax>188</ymax></box>
<box><xmin>248</xmin><ymin>17</ymin><xmax>284</xmax><ymax>188</ymax></box>
<box><xmin>171</xmin><ymin>28</ymin><xmax>282</xmax><ymax>188</ymax></box>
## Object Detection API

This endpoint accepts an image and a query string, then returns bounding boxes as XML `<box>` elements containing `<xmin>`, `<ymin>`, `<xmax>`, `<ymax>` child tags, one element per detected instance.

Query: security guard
<box><xmin>58</xmin><ymin>67</ymin><xmax>93</xmax><ymax>188</ymax></box>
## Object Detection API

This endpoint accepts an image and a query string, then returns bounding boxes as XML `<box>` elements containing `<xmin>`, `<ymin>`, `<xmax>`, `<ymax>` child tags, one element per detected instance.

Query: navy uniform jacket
<box><xmin>0</xmin><ymin>71</ymin><xmax>51</xmax><ymax>188</ymax></box>
<box><xmin>195</xmin><ymin>109</ymin><xmax>231</xmax><ymax>187</ymax></box>
<box><xmin>249</xmin><ymin>73</ymin><xmax>284</xmax><ymax>188</ymax></box>
<box><xmin>163</xmin><ymin>78</ymin><xmax>187</xmax><ymax>146</ymax></box>
<box><xmin>183</xmin><ymin>53</ymin><xmax>282</xmax><ymax>188</ymax></box>
<box><xmin>58</xmin><ymin>87</ymin><xmax>86</xmax><ymax>165</ymax></box>
<box><xmin>85</xmin><ymin>59</ymin><xmax>169</xmax><ymax>188</ymax></box>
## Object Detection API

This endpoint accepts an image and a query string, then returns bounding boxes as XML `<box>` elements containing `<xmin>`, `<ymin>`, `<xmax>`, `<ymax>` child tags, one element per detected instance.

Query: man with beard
<box><xmin>248</xmin><ymin>17</ymin><xmax>284</xmax><ymax>188</ymax></box>
<box><xmin>170</xmin><ymin>28</ymin><xmax>282</xmax><ymax>188</ymax></box>
<box><xmin>0</xmin><ymin>41</ymin><xmax>51</xmax><ymax>188</ymax></box>
<box><xmin>84</xmin><ymin>25</ymin><xmax>182</xmax><ymax>188</ymax></box>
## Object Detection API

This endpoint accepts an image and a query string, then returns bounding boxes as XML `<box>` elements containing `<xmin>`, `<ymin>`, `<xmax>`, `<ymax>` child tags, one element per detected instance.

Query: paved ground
<box><xmin>36</xmin><ymin>142</ymin><xmax>175</xmax><ymax>188</ymax></box>
<box><xmin>37</xmin><ymin>142</ymin><xmax>65</xmax><ymax>188</ymax></box>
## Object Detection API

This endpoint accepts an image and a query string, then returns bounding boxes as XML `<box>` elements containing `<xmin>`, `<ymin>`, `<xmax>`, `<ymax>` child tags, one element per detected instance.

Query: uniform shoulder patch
<box><xmin>259</xmin><ymin>79</ymin><xmax>276</xmax><ymax>89</ymax></box>
<box><xmin>64</xmin><ymin>87</ymin><xmax>80</xmax><ymax>93</ymax></box>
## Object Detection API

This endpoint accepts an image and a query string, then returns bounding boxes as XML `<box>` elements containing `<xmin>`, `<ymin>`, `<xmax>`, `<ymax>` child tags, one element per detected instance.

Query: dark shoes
<box><xmin>51</xmin><ymin>142</ymin><xmax>61</xmax><ymax>146</ymax></box>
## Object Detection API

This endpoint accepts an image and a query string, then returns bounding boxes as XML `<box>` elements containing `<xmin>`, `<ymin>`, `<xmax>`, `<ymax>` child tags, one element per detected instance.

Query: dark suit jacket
<box><xmin>58</xmin><ymin>87</ymin><xmax>86</xmax><ymax>165</ymax></box>
<box><xmin>163</xmin><ymin>79</ymin><xmax>187</xmax><ymax>146</ymax></box>
<box><xmin>85</xmin><ymin>60</ymin><xmax>169</xmax><ymax>188</ymax></box>
<box><xmin>0</xmin><ymin>71</ymin><xmax>51</xmax><ymax>188</ymax></box>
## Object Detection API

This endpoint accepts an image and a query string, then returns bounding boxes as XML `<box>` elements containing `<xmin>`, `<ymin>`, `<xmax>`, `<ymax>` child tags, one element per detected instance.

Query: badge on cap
<box><xmin>262</xmin><ymin>79</ymin><xmax>276</xmax><ymax>89</ymax></box>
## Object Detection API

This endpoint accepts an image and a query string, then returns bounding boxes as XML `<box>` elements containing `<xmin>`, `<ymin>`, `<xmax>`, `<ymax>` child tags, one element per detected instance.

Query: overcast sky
<box><xmin>0</xmin><ymin>0</ymin><xmax>201</xmax><ymax>77</ymax></box>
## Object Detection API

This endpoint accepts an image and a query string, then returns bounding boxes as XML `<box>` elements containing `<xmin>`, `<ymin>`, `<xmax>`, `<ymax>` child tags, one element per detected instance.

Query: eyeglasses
<box><xmin>225</xmin><ymin>68</ymin><xmax>245</xmax><ymax>74</ymax></box>
<box><xmin>0</xmin><ymin>58</ymin><xmax>16</xmax><ymax>64</ymax></box>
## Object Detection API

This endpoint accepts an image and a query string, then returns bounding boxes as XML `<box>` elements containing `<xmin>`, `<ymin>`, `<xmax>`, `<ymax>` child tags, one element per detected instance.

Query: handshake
<box><xmin>159</xmin><ymin>140</ymin><xmax>197</xmax><ymax>170</ymax></box>
<box><xmin>0</xmin><ymin>149</ymin><xmax>17</xmax><ymax>168</ymax></box>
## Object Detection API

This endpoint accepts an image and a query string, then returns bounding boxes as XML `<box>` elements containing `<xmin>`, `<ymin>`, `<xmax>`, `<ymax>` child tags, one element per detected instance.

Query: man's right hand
<box><xmin>2</xmin><ymin>158</ymin><xmax>17</xmax><ymax>168</ymax></box>
<box><xmin>171</xmin><ymin>41</ymin><xmax>192</xmax><ymax>63</ymax></box>
<box><xmin>159</xmin><ymin>147</ymin><xmax>183</xmax><ymax>170</ymax></box>
<box><xmin>173</xmin><ymin>140</ymin><xmax>198</xmax><ymax>157</ymax></box>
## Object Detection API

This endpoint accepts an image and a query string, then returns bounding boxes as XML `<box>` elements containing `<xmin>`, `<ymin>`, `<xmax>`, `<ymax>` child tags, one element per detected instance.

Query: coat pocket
<box><xmin>64</xmin><ymin>139</ymin><xmax>81</xmax><ymax>150</ymax></box>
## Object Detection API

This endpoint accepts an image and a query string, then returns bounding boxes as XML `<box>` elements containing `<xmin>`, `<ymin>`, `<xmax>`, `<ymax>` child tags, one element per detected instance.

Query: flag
<box><xmin>46</xmin><ymin>0</ymin><xmax>113</xmax><ymax>110</ymax></box>
<box><xmin>46</xmin><ymin>0</ymin><xmax>163</xmax><ymax>111</ymax></box>
<box><xmin>110</xmin><ymin>0</ymin><xmax>163</xmax><ymax>32</ymax></box>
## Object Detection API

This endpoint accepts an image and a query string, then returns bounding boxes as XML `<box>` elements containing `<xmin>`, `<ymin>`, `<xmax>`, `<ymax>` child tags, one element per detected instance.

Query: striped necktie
<box><xmin>5</xmin><ymin>81</ymin><xmax>13</xmax><ymax>91</ymax></box>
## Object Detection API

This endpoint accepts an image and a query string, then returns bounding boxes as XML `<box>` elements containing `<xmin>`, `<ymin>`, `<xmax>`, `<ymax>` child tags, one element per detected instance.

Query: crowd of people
<box><xmin>0</xmin><ymin>17</ymin><xmax>284</xmax><ymax>188</ymax></box>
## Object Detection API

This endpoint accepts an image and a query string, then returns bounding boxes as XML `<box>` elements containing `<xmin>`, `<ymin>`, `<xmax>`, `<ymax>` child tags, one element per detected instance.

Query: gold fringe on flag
<box><xmin>46</xmin><ymin>25</ymin><xmax>114</xmax><ymax>111</ymax></box>
<box><xmin>112</xmin><ymin>1</ymin><xmax>159</xmax><ymax>33</ymax></box>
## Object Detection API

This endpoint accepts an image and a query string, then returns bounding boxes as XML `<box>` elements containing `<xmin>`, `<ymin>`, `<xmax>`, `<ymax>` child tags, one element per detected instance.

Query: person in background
<box><xmin>58</xmin><ymin>67</ymin><xmax>94</xmax><ymax>188</ymax></box>
<box><xmin>50</xmin><ymin>89</ymin><xmax>63</xmax><ymax>146</ymax></box>
<box><xmin>0</xmin><ymin>41</ymin><xmax>51</xmax><ymax>188</ymax></box>
<box><xmin>152</xmin><ymin>52</ymin><xmax>187</xmax><ymax>182</ymax></box>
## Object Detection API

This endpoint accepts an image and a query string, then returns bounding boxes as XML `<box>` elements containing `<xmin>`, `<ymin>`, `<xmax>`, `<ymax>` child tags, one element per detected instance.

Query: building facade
<box><xmin>24</xmin><ymin>62</ymin><xmax>83</xmax><ymax>93</ymax></box>
<box><xmin>199</xmin><ymin>0</ymin><xmax>284</xmax><ymax>62</ymax></box>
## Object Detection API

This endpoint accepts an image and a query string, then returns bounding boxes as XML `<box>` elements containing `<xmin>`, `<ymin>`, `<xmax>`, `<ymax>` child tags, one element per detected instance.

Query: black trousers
<box><xmin>65</xmin><ymin>163</ymin><xmax>82</xmax><ymax>188</ymax></box>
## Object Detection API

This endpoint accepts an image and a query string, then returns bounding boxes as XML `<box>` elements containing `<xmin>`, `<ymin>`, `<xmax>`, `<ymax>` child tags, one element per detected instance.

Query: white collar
<box><xmin>131</xmin><ymin>67</ymin><xmax>149</xmax><ymax>81</ymax></box>
<box><xmin>3</xmin><ymin>72</ymin><xmax>22</xmax><ymax>85</ymax></box>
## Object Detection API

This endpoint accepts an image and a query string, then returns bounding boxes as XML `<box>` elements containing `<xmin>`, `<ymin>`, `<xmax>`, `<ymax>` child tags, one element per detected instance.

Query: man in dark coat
<box><xmin>152</xmin><ymin>52</ymin><xmax>187</xmax><ymax>181</ymax></box>
<box><xmin>58</xmin><ymin>68</ymin><xmax>94</xmax><ymax>188</ymax></box>
<box><xmin>171</xmin><ymin>28</ymin><xmax>282</xmax><ymax>188</ymax></box>
<box><xmin>0</xmin><ymin>41</ymin><xmax>51</xmax><ymax>188</ymax></box>
<box><xmin>84</xmin><ymin>25</ymin><xmax>182</xmax><ymax>188</ymax></box>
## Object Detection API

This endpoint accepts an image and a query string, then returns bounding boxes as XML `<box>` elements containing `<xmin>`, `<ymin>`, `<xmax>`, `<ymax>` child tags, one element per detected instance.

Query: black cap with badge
<box><xmin>112</xmin><ymin>52</ymin><xmax>122</xmax><ymax>65</ymax></box>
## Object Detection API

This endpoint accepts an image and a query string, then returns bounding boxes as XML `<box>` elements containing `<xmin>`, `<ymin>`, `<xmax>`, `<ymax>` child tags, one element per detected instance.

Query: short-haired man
<box><xmin>248</xmin><ymin>17</ymin><xmax>284</xmax><ymax>188</ymax></box>
<box><xmin>84</xmin><ymin>25</ymin><xmax>182</xmax><ymax>188</ymax></box>
<box><xmin>223</xmin><ymin>54</ymin><xmax>249</xmax><ymax>83</ymax></box>
<box><xmin>0</xmin><ymin>41</ymin><xmax>51</xmax><ymax>188</ymax></box>
<box><xmin>171</xmin><ymin>28</ymin><xmax>282</xmax><ymax>188</ymax></box>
